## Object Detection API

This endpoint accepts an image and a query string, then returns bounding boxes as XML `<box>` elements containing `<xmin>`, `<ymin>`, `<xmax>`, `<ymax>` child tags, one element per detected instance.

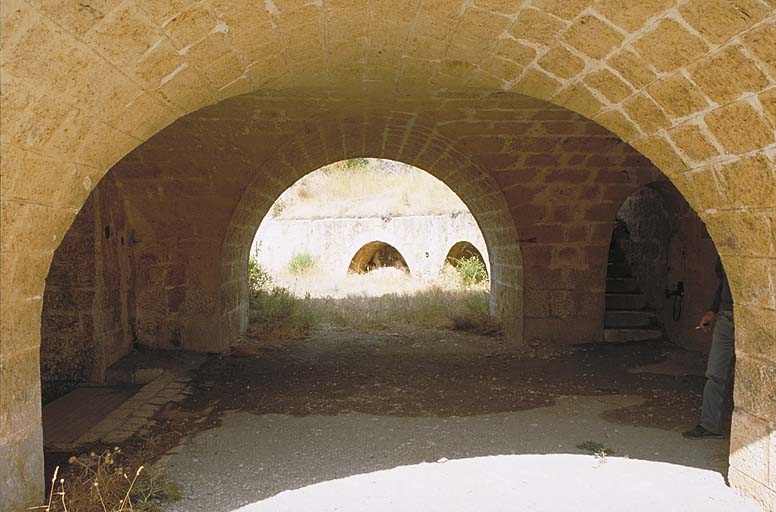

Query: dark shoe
<box><xmin>682</xmin><ymin>425</ymin><xmax>722</xmax><ymax>439</ymax></box>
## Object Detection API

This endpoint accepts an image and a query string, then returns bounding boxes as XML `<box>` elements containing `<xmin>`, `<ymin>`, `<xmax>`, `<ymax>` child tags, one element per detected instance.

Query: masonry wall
<box><xmin>106</xmin><ymin>147</ymin><xmax>245</xmax><ymax>353</ymax></box>
<box><xmin>131</xmin><ymin>238</ymin><xmax>224</xmax><ymax>351</ymax></box>
<box><xmin>615</xmin><ymin>183</ymin><xmax>719</xmax><ymax>353</ymax></box>
<box><xmin>40</xmin><ymin>176</ymin><xmax>135</xmax><ymax>401</ymax></box>
<box><xmin>496</xmin><ymin>130</ymin><xmax>663</xmax><ymax>345</ymax></box>
<box><xmin>40</xmin><ymin>165</ymin><xmax>229</xmax><ymax>377</ymax></box>
<box><xmin>252</xmin><ymin>213</ymin><xmax>489</xmax><ymax>280</ymax></box>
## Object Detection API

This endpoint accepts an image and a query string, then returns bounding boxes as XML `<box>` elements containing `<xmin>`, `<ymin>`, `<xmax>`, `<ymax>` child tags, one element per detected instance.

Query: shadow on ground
<box><xmin>148</xmin><ymin>329</ymin><xmax>733</xmax><ymax>512</ymax></box>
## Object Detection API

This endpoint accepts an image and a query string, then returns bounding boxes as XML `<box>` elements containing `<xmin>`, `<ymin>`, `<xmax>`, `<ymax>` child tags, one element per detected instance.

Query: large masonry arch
<box><xmin>2</xmin><ymin>2</ymin><xmax>775</xmax><ymax>509</ymax></box>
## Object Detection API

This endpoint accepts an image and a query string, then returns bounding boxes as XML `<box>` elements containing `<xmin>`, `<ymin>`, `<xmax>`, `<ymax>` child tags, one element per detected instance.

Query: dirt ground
<box><xmin>184</xmin><ymin>328</ymin><xmax>710</xmax><ymax>432</ymax></box>
<box><xmin>166</xmin><ymin>327</ymin><xmax>742</xmax><ymax>510</ymax></box>
<box><xmin>47</xmin><ymin>327</ymin><xmax>748</xmax><ymax>511</ymax></box>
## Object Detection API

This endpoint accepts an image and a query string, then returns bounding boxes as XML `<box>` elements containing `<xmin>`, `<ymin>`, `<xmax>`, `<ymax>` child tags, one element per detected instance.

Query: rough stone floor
<box><xmin>46</xmin><ymin>330</ymin><xmax>760</xmax><ymax>511</ymax></box>
<box><xmin>43</xmin><ymin>351</ymin><xmax>205</xmax><ymax>451</ymax></box>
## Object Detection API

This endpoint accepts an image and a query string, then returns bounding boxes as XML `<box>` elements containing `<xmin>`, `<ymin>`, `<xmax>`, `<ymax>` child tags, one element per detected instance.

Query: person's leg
<box><xmin>700</xmin><ymin>315</ymin><xmax>735</xmax><ymax>434</ymax></box>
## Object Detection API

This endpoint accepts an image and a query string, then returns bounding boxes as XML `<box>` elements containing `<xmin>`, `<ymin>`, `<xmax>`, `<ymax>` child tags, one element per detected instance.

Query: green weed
<box><xmin>286</xmin><ymin>252</ymin><xmax>316</xmax><ymax>275</ymax></box>
<box><xmin>577</xmin><ymin>440</ymin><xmax>615</xmax><ymax>463</ymax></box>
<box><xmin>453</xmin><ymin>256</ymin><xmax>488</xmax><ymax>287</ymax></box>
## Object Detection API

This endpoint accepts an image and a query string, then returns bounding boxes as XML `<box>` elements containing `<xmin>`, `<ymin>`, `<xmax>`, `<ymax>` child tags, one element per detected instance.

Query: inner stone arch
<box><xmin>220</xmin><ymin>116</ymin><xmax>526</xmax><ymax>346</ymax></box>
<box><xmin>348</xmin><ymin>241</ymin><xmax>410</xmax><ymax>275</ymax></box>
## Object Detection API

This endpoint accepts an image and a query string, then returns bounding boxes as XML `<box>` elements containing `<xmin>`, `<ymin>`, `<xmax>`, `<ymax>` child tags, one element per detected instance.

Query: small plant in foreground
<box><xmin>577</xmin><ymin>440</ymin><xmax>615</xmax><ymax>463</ymax></box>
<box><xmin>34</xmin><ymin>448</ymin><xmax>180</xmax><ymax>512</ymax></box>
<box><xmin>286</xmin><ymin>251</ymin><xmax>316</xmax><ymax>275</ymax></box>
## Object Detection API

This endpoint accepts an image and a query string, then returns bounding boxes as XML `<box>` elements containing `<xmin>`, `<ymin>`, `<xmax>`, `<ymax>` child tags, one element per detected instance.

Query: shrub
<box><xmin>251</xmin><ymin>286</ymin><xmax>300</xmax><ymax>323</ymax></box>
<box><xmin>248</xmin><ymin>286</ymin><xmax>314</xmax><ymax>337</ymax></box>
<box><xmin>247</xmin><ymin>257</ymin><xmax>313</xmax><ymax>337</ymax></box>
<box><xmin>248</xmin><ymin>257</ymin><xmax>273</xmax><ymax>295</ymax></box>
<box><xmin>287</xmin><ymin>252</ymin><xmax>316</xmax><ymax>275</ymax></box>
<box><xmin>454</xmin><ymin>256</ymin><xmax>488</xmax><ymax>287</ymax></box>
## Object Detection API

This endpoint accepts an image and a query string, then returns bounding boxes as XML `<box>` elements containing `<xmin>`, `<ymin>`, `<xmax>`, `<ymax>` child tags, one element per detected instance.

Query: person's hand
<box><xmin>697</xmin><ymin>310</ymin><xmax>716</xmax><ymax>334</ymax></box>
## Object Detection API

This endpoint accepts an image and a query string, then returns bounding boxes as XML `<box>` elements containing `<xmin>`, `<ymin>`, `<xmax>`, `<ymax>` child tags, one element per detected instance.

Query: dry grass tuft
<box><xmin>449</xmin><ymin>290</ymin><xmax>501</xmax><ymax>335</ymax></box>
<box><xmin>245</xmin><ymin>260</ymin><xmax>499</xmax><ymax>337</ymax></box>
<box><xmin>34</xmin><ymin>446</ymin><xmax>180</xmax><ymax>512</ymax></box>
<box><xmin>306</xmin><ymin>286</ymin><xmax>497</xmax><ymax>334</ymax></box>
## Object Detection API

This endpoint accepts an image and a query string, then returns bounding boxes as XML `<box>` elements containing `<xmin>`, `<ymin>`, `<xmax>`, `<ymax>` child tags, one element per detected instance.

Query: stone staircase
<box><xmin>604</xmin><ymin>247</ymin><xmax>663</xmax><ymax>343</ymax></box>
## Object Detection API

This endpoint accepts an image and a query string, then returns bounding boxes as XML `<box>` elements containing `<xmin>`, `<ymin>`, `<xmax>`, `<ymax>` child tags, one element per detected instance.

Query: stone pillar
<box><xmin>133</xmin><ymin>238</ymin><xmax>228</xmax><ymax>353</ymax></box>
<box><xmin>727</xmin><ymin>256</ymin><xmax>776</xmax><ymax>509</ymax></box>
<box><xmin>0</xmin><ymin>303</ymin><xmax>45</xmax><ymax>510</ymax></box>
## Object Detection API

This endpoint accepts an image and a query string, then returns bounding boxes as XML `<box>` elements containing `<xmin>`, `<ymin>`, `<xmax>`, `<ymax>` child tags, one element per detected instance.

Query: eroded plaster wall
<box><xmin>252</xmin><ymin>213</ymin><xmax>489</xmax><ymax>280</ymax></box>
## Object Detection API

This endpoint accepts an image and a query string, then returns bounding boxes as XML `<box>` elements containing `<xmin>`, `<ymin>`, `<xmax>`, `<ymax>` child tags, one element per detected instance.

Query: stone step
<box><xmin>605</xmin><ymin>293</ymin><xmax>647</xmax><ymax>310</ymax></box>
<box><xmin>606</xmin><ymin>277</ymin><xmax>639</xmax><ymax>293</ymax></box>
<box><xmin>604</xmin><ymin>328</ymin><xmax>663</xmax><ymax>343</ymax></box>
<box><xmin>605</xmin><ymin>310</ymin><xmax>656</xmax><ymax>328</ymax></box>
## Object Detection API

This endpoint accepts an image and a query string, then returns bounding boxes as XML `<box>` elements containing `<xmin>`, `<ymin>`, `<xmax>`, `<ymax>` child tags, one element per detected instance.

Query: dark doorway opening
<box><xmin>349</xmin><ymin>241</ymin><xmax>410</xmax><ymax>274</ymax></box>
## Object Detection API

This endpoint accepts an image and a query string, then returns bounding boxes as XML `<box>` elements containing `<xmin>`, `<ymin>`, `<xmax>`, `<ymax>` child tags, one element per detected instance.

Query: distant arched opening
<box><xmin>349</xmin><ymin>241</ymin><xmax>410</xmax><ymax>274</ymax></box>
<box><xmin>445</xmin><ymin>242</ymin><xmax>487</xmax><ymax>275</ymax></box>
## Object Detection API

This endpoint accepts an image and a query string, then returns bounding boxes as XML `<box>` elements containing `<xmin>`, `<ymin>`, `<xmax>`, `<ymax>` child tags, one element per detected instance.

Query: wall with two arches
<box><xmin>252</xmin><ymin>212</ymin><xmax>490</xmax><ymax>280</ymax></box>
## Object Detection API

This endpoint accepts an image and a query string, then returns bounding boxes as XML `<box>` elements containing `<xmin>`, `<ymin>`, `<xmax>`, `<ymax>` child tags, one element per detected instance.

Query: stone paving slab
<box><xmin>43</xmin><ymin>386</ymin><xmax>141</xmax><ymax>450</ymax></box>
<box><xmin>92</xmin><ymin>373</ymin><xmax>192</xmax><ymax>445</ymax></box>
<box><xmin>45</xmin><ymin>372</ymin><xmax>193</xmax><ymax>451</ymax></box>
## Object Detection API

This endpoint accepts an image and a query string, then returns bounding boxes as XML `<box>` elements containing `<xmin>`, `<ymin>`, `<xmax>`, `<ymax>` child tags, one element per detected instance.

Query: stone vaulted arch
<box><xmin>2</xmin><ymin>1</ymin><xmax>775</xmax><ymax>509</ymax></box>
<box><xmin>348</xmin><ymin>241</ymin><xmax>411</xmax><ymax>274</ymax></box>
<box><xmin>216</xmin><ymin>119</ymin><xmax>525</xmax><ymax>349</ymax></box>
